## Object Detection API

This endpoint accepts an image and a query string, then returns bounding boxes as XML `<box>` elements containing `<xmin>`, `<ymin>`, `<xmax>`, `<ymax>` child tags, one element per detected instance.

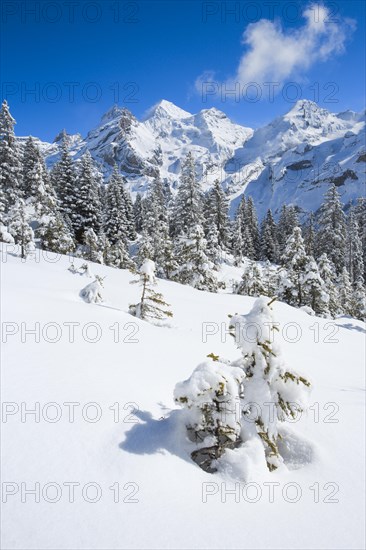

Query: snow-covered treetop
<box><xmin>140</xmin><ymin>259</ymin><xmax>156</xmax><ymax>283</ymax></box>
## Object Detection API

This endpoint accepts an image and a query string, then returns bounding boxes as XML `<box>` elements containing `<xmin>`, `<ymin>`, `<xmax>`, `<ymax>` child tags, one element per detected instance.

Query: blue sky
<box><xmin>1</xmin><ymin>0</ymin><xmax>365</xmax><ymax>141</ymax></box>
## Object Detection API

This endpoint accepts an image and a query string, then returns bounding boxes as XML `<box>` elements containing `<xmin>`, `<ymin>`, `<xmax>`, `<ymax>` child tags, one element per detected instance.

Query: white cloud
<box><xmin>196</xmin><ymin>4</ymin><xmax>356</xmax><ymax>91</ymax></box>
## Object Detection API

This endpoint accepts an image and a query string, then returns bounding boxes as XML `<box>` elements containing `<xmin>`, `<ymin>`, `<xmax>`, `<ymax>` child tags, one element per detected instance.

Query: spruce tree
<box><xmin>260</xmin><ymin>209</ymin><xmax>279</xmax><ymax>263</ymax></box>
<box><xmin>82</xmin><ymin>227</ymin><xmax>102</xmax><ymax>263</ymax></box>
<box><xmin>205</xmin><ymin>179</ymin><xmax>230</xmax><ymax>250</ymax></box>
<box><xmin>302</xmin><ymin>256</ymin><xmax>328</xmax><ymax>315</ymax></box>
<box><xmin>76</xmin><ymin>151</ymin><xmax>103</xmax><ymax>240</ymax></box>
<box><xmin>244</xmin><ymin>196</ymin><xmax>260</xmax><ymax>258</ymax></box>
<box><xmin>303</xmin><ymin>212</ymin><xmax>316</xmax><ymax>257</ymax></box>
<box><xmin>232</xmin><ymin>216</ymin><xmax>244</xmax><ymax>266</ymax></box>
<box><xmin>236</xmin><ymin>261</ymin><xmax>265</xmax><ymax>297</ymax></box>
<box><xmin>318</xmin><ymin>253</ymin><xmax>339</xmax><ymax>317</ymax></box>
<box><xmin>355</xmin><ymin>197</ymin><xmax>366</xmax><ymax>280</ymax></box>
<box><xmin>103</xmin><ymin>166</ymin><xmax>129</xmax><ymax>244</ymax></box>
<box><xmin>346</xmin><ymin>208</ymin><xmax>364</xmax><ymax>286</ymax></box>
<box><xmin>317</xmin><ymin>183</ymin><xmax>346</xmax><ymax>274</ymax></box>
<box><xmin>0</xmin><ymin>100</ymin><xmax>23</xmax><ymax>208</ymax></box>
<box><xmin>39</xmin><ymin>210</ymin><xmax>75</xmax><ymax>255</ymax></box>
<box><xmin>171</xmin><ymin>152</ymin><xmax>204</xmax><ymax>236</ymax></box>
<box><xmin>350</xmin><ymin>278</ymin><xmax>366</xmax><ymax>320</ymax></box>
<box><xmin>175</xmin><ymin>224</ymin><xmax>218</xmax><ymax>292</ymax></box>
<box><xmin>338</xmin><ymin>267</ymin><xmax>353</xmax><ymax>315</ymax></box>
<box><xmin>107</xmin><ymin>238</ymin><xmax>135</xmax><ymax>270</ymax></box>
<box><xmin>175</xmin><ymin>297</ymin><xmax>311</xmax><ymax>473</ymax></box>
<box><xmin>133</xmin><ymin>193</ymin><xmax>143</xmax><ymax>232</ymax></box>
<box><xmin>54</xmin><ymin>140</ymin><xmax>79</xmax><ymax>237</ymax></box>
<box><xmin>281</xmin><ymin>226</ymin><xmax>308</xmax><ymax>305</ymax></box>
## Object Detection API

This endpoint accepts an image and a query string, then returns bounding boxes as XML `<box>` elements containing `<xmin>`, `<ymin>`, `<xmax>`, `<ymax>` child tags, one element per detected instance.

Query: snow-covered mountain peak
<box><xmin>145</xmin><ymin>99</ymin><xmax>192</xmax><ymax>121</ymax></box>
<box><xmin>53</xmin><ymin>130</ymin><xmax>83</xmax><ymax>147</ymax></box>
<box><xmin>100</xmin><ymin>104</ymin><xmax>126</xmax><ymax>123</ymax></box>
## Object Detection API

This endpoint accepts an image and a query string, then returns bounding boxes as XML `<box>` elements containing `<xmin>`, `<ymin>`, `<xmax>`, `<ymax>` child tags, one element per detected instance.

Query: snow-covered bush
<box><xmin>175</xmin><ymin>297</ymin><xmax>311</xmax><ymax>476</ymax></box>
<box><xmin>80</xmin><ymin>276</ymin><xmax>104</xmax><ymax>304</ymax></box>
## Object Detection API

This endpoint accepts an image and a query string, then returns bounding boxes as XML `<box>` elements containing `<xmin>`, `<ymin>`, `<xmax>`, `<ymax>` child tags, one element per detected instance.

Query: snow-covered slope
<box><xmin>1</xmin><ymin>245</ymin><xmax>365</xmax><ymax>549</ymax></box>
<box><xmin>17</xmin><ymin>99</ymin><xmax>365</xmax><ymax>216</ymax></box>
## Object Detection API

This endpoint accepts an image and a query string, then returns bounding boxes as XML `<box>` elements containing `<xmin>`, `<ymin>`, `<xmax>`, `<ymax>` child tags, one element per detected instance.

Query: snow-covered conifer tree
<box><xmin>260</xmin><ymin>209</ymin><xmax>279</xmax><ymax>263</ymax></box>
<box><xmin>54</xmin><ymin>140</ymin><xmax>79</xmax><ymax>237</ymax></box>
<box><xmin>205</xmin><ymin>179</ymin><xmax>230</xmax><ymax>250</ymax></box>
<box><xmin>175</xmin><ymin>297</ymin><xmax>311</xmax><ymax>474</ymax></box>
<box><xmin>303</xmin><ymin>212</ymin><xmax>316</xmax><ymax>257</ymax></box>
<box><xmin>171</xmin><ymin>152</ymin><xmax>203</xmax><ymax>236</ymax></box>
<box><xmin>338</xmin><ymin>266</ymin><xmax>353</xmax><ymax>315</ymax></box>
<box><xmin>317</xmin><ymin>184</ymin><xmax>346</xmax><ymax>274</ymax></box>
<box><xmin>0</xmin><ymin>100</ymin><xmax>23</xmax><ymax>208</ymax></box>
<box><xmin>277</xmin><ymin>205</ymin><xmax>299</xmax><ymax>257</ymax></box>
<box><xmin>281</xmin><ymin>226</ymin><xmax>308</xmax><ymax>305</ymax></box>
<box><xmin>76</xmin><ymin>151</ymin><xmax>103</xmax><ymax>240</ymax></box>
<box><xmin>38</xmin><ymin>210</ymin><xmax>75</xmax><ymax>255</ymax></box>
<box><xmin>302</xmin><ymin>256</ymin><xmax>328</xmax><ymax>315</ymax></box>
<box><xmin>103</xmin><ymin>166</ymin><xmax>129</xmax><ymax>244</ymax></box>
<box><xmin>133</xmin><ymin>193</ymin><xmax>143</xmax><ymax>232</ymax></box>
<box><xmin>318</xmin><ymin>253</ymin><xmax>339</xmax><ymax>317</ymax></box>
<box><xmin>346</xmin><ymin>208</ymin><xmax>364</xmax><ymax>285</ymax></box>
<box><xmin>107</xmin><ymin>238</ymin><xmax>135</xmax><ymax>270</ymax></box>
<box><xmin>129</xmin><ymin>259</ymin><xmax>173</xmax><ymax>321</ymax></box>
<box><xmin>8</xmin><ymin>198</ymin><xmax>35</xmax><ymax>258</ymax></box>
<box><xmin>82</xmin><ymin>227</ymin><xmax>102</xmax><ymax>263</ymax></box>
<box><xmin>243</xmin><ymin>196</ymin><xmax>260</xmax><ymax>258</ymax></box>
<box><xmin>350</xmin><ymin>278</ymin><xmax>366</xmax><ymax>320</ymax></box>
<box><xmin>236</xmin><ymin>261</ymin><xmax>265</xmax><ymax>297</ymax></box>
<box><xmin>175</xmin><ymin>224</ymin><xmax>218</xmax><ymax>292</ymax></box>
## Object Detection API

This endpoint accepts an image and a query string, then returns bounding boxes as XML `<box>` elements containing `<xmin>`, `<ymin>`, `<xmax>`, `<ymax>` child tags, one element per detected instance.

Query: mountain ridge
<box><xmin>16</xmin><ymin>99</ymin><xmax>365</xmax><ymax>219</ymax></box>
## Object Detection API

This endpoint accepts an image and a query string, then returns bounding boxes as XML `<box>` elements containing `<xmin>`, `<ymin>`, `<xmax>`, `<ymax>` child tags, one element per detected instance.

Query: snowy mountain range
<box><xmin>18</xmin><ymin>99</ymin><xmax>365</xmax><ymax>219</ymax></box>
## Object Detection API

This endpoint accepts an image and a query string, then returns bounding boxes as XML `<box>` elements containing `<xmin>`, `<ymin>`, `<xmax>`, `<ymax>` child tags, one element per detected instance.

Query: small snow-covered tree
<box><xmin>174</xmin><ymin>361</ymin><xmax>245</xmax><ymax>473</ymax></box>
<box><xmin>8</xmin><ymin>198</ymin><xmax>35</xmax><ymax>258</ymax></box>
<box><xmin>129</xmin><ymin>259</ymin><xmax>173</xmax><ymax>321</ymax></box>
<box><xmin>175</xmin><ymin>297</ymin><xmax>311</xmax><ymax>474</ymax></box>
<box><xmin>318</xmin><ymin>253</ymin><xmax>339</xmax><ymax>317</ymax></box>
